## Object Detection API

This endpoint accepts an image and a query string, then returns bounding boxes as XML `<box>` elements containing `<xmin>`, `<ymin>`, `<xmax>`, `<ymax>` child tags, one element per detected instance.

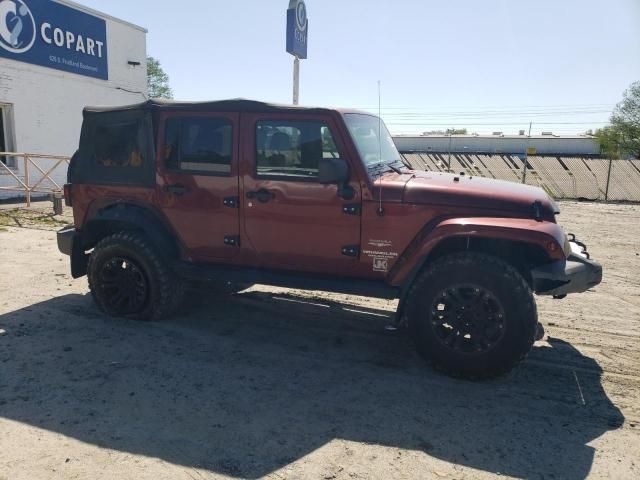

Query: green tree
<box><xmin>594</xmin><ymin>125</ymin><xmax>622</xmax><ymax>158</ymax></box>
<box><xmin>147</xmin><ymin>56</ymin><xmax>173</xmax><ymax>99</ymax></box>
<box><xmin>596</xmin><ymin>81</ymin><xmax>640</xmax><ymax>158</ymax></box>
<box><xmin>611</xmin><ymin>81</ymin><xmax>640</xmax><ymax>157</ymax></box>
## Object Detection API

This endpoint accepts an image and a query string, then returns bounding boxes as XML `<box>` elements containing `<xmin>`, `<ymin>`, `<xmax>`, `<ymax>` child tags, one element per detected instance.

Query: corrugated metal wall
<box><xmin>400</xmin><ymin>153</ymin><xmax>640</xmax><ymax>202</ymax></box>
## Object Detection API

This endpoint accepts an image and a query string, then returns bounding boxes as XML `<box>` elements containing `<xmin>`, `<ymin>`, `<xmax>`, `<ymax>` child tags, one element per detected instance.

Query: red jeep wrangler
<box><xmin>57</xmin><ymin>99</ymin><xmax>602</xmax><ymax>378</ymax></box>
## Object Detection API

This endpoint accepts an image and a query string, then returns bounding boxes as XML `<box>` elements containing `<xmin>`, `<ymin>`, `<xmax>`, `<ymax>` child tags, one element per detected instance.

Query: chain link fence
<box><xmin>400</xmin><ymin>152</ymin><xmax>640</xmax><ymax>202</ymax></box>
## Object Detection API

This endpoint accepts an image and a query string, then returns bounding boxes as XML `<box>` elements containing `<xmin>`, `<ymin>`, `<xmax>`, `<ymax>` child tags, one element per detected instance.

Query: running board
<box><xmin>172</xmin><ymin>261</ymin><xmax>399</xmax><ymax>300</ymax></box>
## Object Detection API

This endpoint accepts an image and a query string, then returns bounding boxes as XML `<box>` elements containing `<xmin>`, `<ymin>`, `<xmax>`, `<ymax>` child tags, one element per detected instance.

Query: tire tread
<box><xmin>406</xmin><ymin>252</ymin><xmax>537</xmax><ymax>379</ymax></box>
<box><xmin>87</xmin><ymin>231</ymin><xmax>182</xmax><ymax>320</ymax></box>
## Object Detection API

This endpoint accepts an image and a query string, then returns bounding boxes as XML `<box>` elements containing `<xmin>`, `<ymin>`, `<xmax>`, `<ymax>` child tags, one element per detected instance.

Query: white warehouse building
<box><xmin>393</xmin><ymin>134</ymin><xmax>600</xmax><ymax>156</ymax></box>
<box><xmin>0</xmin><ymin>0</ymin><xmax>148</xmax><ymax>198</ymax></box>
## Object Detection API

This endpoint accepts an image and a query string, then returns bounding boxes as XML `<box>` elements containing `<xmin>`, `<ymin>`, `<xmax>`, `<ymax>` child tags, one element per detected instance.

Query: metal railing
<box><xmin>0</xmin><ymin>152</ymin><xmax>70</xmax><ymax>206</ymax></box>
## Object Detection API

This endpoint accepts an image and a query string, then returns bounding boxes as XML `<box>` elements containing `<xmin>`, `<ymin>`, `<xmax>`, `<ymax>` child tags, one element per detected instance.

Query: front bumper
<box><xmin>57</xmin><ymin>226</ymin><xmax>88</xmax><ymax>278</ymax></box>
<box><xmin>531</xmin><ymin>240</ymin><xmax>602</xmax><ymax>296</ymax></box>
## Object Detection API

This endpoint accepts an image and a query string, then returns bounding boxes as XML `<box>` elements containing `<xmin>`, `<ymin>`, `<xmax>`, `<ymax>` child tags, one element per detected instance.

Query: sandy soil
<box><xmin>0</xmin><ymin>201</ymin><xmax>638</xmax><ymax>480</ymax></box>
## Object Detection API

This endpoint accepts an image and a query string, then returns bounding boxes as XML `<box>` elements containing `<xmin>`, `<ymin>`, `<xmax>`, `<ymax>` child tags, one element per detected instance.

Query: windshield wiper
<box><xmin>387</xmin><ymin>159</ymin><xmax>413</xmax><ymax>173</ymax></box>
<box><xmin>368</xmin><ymin>158</ymin><xmax>412</xmax><ymax>176</ymax></box>
<box><xmin>368</xmin><ymin>162</ymin><xmax>393</xmax><ymax>175</ymax></box>
<box><xmin>387</xmin><ymin>162</ymin><xmax>402</xmax><ymax>174</ymax></box>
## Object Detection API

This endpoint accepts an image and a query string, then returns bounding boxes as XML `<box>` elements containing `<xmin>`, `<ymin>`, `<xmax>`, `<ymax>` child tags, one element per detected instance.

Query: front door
<box><xmin>240</xmin><ymin>113</ymin><xmax>361</xmax><ymax>276</ymax></box>
<box><xmin>156</xmin><ymin>112</ymin><xmax>240</xmax><ymax>261</ymax></box>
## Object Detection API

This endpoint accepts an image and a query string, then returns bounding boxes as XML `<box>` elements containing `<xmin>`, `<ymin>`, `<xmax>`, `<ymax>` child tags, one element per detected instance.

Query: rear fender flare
<box><xmin>82</xmin><ymin>202</ymin><xmax>182</xmax><ymax>259</ymax></box>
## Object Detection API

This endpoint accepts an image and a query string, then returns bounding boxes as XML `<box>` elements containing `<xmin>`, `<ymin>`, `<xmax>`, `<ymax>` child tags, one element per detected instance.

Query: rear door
<box><xmin>240</xmin><ymin>113</ymin><xmax>362</xmax><ymax>275</ymax></box>
<box><xmin>156</xmin><ymin>112</ymin><xmax>240</xmax><ymax>261</ymax></box>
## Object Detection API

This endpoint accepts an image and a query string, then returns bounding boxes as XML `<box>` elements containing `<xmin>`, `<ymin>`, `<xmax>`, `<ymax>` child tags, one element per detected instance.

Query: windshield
<box><xmin>344</xmin><ymin>113</ymin><xmax>401</xmax><ymax>170</ymax></box>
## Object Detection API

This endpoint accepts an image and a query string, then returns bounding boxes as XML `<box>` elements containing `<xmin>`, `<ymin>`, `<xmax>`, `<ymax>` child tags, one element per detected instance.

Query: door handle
<box><xmin>163</xmin><ymin>184</ymin><xmax>190</xmax><ymax>195</ymax></box>
<box><xmin>246</xmin><ymin>188</ymin><xmax>275</xmax><ymax>203</ymax></box>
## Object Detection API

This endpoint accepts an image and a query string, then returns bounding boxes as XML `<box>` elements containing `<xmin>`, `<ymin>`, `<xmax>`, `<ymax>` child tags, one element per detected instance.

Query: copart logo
<box><xmin>0</xmin><ymin>0</ymin><xmax>36</xmax><ymax>53</ymax></box>
<box><xmin>295</xmin><ymin>0</ymin><xmax>307</xmax><ymax>32</ymax></box>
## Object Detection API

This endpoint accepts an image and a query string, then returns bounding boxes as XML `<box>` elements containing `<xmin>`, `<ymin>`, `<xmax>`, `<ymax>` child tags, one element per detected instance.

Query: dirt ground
<box><xmin>0</xmin><ymin>201</ymin><xmax>638</xmax><ymax>480</ymax></box>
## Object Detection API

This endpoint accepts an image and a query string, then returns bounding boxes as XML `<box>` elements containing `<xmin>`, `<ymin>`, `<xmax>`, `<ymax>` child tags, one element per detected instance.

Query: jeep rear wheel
<box><xmin>88</xmin><ymin>232</ymin><xmax>184</xmax><ymax>320</ymax></box>
<box><xmin>406</xmin><ymin>252</ymin><xmax>537</xmax><ymax>379</ymax></box>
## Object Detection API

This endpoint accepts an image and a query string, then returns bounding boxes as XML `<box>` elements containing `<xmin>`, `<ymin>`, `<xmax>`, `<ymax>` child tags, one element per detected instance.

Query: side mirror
<box><xmin>318</xmin><ymin>158</ymin><xmax>348</xmax><ymax>185</ymax></box>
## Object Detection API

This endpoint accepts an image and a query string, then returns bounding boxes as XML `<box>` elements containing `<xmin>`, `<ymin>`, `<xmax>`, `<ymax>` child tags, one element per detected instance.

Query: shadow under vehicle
<box><xmin>0</xmin><ymin>291</ymin><xmax>623</xmax><ymax>479</ymax></box>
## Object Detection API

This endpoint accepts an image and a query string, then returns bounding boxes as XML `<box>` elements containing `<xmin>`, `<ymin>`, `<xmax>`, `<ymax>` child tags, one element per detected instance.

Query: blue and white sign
<box><xmin>286</xmin><ymin>0</ymin><xmax>307</xmax><ymax>59</ymax></box>
<box><xmin>0</xmin><ymin>0</ymin><xmax>108</xmax><ymax>80</ymax></box>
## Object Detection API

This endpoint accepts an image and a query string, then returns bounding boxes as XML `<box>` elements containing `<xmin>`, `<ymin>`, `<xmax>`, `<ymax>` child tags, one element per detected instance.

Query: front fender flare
<box><xmin>388</xmin><ymin>217</ymin><xmax>567</xmax><ymax>288</ymax></box>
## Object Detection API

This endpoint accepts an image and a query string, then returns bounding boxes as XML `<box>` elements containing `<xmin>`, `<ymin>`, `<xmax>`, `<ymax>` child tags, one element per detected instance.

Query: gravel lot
<box><xmin>0</xmin><ymin>201</ymin><xmax>638</xmax><ymax>480</ymax></box>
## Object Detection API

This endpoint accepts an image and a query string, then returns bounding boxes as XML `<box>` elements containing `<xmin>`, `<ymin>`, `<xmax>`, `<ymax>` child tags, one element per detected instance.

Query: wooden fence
<box><xmin>0</xmin><ymin>153</ymin><xmax>71</xmax><ymax>206</ymax></box>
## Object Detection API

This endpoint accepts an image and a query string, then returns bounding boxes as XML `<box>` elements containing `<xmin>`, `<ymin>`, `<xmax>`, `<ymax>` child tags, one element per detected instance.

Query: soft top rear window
<box><xmin>69</xmin><ymin>109</ymin><xmax>155</xmax><ymax>186</ymax></box>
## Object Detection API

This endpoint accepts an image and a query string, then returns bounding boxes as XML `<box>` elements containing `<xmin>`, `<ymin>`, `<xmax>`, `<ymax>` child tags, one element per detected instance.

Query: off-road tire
<box><xmin>88</xmin><ymin>231</ymin><xmax>184</xmax><ymax>320</ymax></box>
<box><xmin>406</xmin><ymin>252</ymin><xmax>537</xmax><ymax>379</ymax></box>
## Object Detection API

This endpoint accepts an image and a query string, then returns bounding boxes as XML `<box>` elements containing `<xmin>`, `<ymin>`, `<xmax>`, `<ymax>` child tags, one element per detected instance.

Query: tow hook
<box><xmin>568</xmin><ymin>233</ymin><xmax>590</xmax><ymax>259</ymax></box>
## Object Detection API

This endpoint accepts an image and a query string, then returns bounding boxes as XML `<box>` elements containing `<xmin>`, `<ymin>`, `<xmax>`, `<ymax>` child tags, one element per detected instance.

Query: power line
<box><xmin>381</xmin><ymin>113</ymin><xmax>610</xmax><ymax>120</ymax></box>
<box><xmin>379</xmin><ymin>108</ymin><xmax>610</xmax><ymax>114</ymax></box>
<box><xmin>352</xmin><ymin>103</ymin><xmax>616</xmax><ymax>111</ymax></box>
<box><xmin>380</xmin><ymin>109</ymin><xmax>611</xmax><ymax>115</ymax></box>
<box><xmin>374</xmin><ymin>109</ymin><xmax>611</xmax><ymax>117</ymax></box>
<box><xmin>385</xmin><ymin>121</ymin><xmax>608</xmax><ymax>125</ymax></box>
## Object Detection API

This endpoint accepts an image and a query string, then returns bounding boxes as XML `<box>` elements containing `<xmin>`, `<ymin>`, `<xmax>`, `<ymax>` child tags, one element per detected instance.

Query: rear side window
<box><xmin>94</xmin><ymin>121</ymin><xmax>144</xmax><ymax>168</ymax></box>
<box><xmin>255</xmin><ymin>120</ymin><xmax>340</xmax><ymax>180</ymax></box>
<box><xmin>164</xmin><ymin>117</ymin><xmax>232</xmax><ymax>174</ymax></box>
<box><xmin>71</xmin><ymin>110</ymin><xmax>155</xmax><ymax>187</ymax></box>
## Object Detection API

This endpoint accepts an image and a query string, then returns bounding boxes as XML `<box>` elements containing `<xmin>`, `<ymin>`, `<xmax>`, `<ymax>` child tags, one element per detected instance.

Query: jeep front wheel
<box><xmin>88</xmin><ymin>232</ymin><xmax>184</xmax><ymax>320</ymax></box>
<box><xmin>405</xmin><ymin>252</ymin><xmax>537</xmax><ymax>379</ymax></box>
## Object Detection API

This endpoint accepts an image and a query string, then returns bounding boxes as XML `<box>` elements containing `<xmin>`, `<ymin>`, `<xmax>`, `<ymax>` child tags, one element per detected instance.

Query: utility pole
<box><xmin>447</xmin><ymin>128</ymin><xmax>453</xmax><ymax>172</ymax></box>
<box><xmin>605</xmin><ymin>135</ymin><xmax>621</xmax><ymax>201</ymax></box>
<box><xmin>522</xmin><ymin>121</ymin><xmax>532</xmax><ymax>184</ymax></box>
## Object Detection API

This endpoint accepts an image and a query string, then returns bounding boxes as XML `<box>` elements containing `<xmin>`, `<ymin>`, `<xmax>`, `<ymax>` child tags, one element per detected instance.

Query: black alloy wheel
<box><xmin>429</xmin><ymin>284</ymin><xmax>506</xmax><ymax>355</ymax></box>
<box><xmin>98</xmin><ymin>256</ymin><xmax>149</xmax><ymax>315</ymax></box>
<box><xmin>87</xmin><ymin>231</ymin><xmax>184</xmax><ymax>320</ymax></box>
<box><xmin>406</xmin><ymin>252</ymin><xmax>538</xmax><ymax>379</ymax></box>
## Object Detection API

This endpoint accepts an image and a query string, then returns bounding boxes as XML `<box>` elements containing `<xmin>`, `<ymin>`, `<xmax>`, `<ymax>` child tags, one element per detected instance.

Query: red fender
<box><xmin>388</xmin><ymin>217</ymin><xmax>567</xmax><ymax>287</ymax></box>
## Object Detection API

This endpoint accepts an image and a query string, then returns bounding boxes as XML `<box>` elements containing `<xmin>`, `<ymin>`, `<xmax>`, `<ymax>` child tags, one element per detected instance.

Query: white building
<box><xmin>0</xmin><ymin>0</ymin><xmax>147</xmax><ymax>198</ymax></box>
<box><xmin>393</xmin><ymin>134</ymin><xmax>600</xmax><ymax>156</ymax></box>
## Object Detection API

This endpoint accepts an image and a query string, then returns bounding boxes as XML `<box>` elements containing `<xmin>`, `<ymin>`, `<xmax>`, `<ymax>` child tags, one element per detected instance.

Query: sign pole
<box><xmin>293</xmin><ymin>56</ymin><xmax>300</xmax><ymax>105</ymax></box>
<box><xmin>286</xmin><ymin>0</ymin><xmax>307</xmax><ymax>105</ymax></box>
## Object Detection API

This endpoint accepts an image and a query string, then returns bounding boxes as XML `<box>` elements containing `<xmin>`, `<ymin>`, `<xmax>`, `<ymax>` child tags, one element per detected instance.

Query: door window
<box><xmin>165</xmin><ymin>117</ymin><xmax>233</xmax><ymax>174</ymax></box>
<box><xmin>255</xmin><ymin>120</ymin><xmax>341</xmax><ymax>180</ymax></box>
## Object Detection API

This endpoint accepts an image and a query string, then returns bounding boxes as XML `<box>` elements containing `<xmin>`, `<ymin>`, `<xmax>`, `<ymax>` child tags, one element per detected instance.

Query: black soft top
<box><xmin>83</xmin><ymin>98</ymin><xmax>337</xmax><ymax>115</ymax></box>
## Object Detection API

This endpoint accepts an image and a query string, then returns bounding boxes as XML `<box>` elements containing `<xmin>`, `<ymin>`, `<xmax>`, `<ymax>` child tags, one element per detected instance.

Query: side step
<box><xmin>172</xmin><ymin>261</ymin><xmax>399</xmax><ymax>300</ymax></box>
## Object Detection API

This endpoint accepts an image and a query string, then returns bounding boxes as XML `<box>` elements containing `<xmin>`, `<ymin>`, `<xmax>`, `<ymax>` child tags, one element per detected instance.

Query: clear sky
<box><xmin>78</xmin><ymin>0</ymin><xmax>640</xmax><ymax>135</ymax></box>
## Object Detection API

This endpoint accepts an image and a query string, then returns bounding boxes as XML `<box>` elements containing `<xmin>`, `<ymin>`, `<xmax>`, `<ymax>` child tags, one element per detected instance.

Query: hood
<box><xmin>376</xmin><ymin>170</ymin><xmax>558</xmax><ymax>219</ymax></box>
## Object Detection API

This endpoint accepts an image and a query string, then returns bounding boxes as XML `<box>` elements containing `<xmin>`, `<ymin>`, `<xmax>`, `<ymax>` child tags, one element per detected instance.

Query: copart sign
<box><xmin>286</xmin><ymin>0</ymin><xmax>307</xmax><ymax>59</ymax></box>
<box><xmin>0</xmin><ymin>0</ymin><xmax>108</xmax><ymax>80</ymax></box>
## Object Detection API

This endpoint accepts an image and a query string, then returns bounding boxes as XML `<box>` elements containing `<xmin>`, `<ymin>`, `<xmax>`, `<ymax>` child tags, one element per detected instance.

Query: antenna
<box><xmin>377</xmin><ymin>80</ymin><xmax>384</xmax><ymax>216</ymax></box>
